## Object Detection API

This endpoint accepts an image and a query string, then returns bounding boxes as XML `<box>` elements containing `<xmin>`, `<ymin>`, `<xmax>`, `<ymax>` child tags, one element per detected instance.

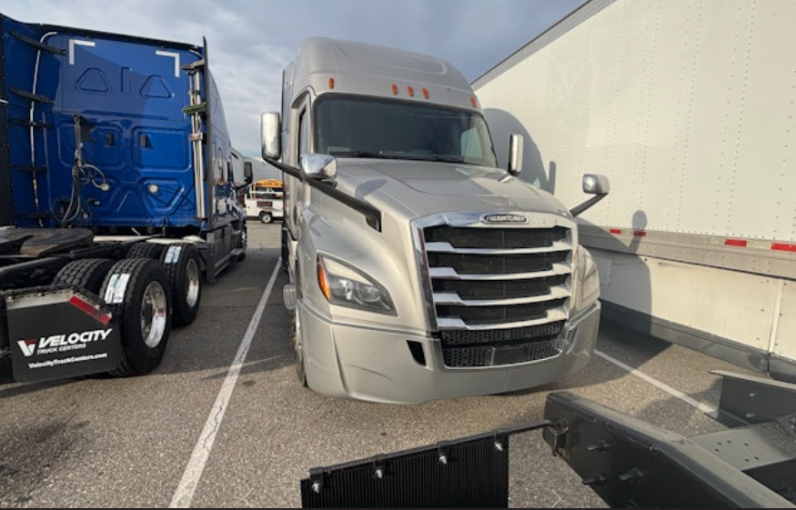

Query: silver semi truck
<box><xmin>260</xmin><ymin>37</ymin><xmax>610</xmax><ymax>404</ymax></box>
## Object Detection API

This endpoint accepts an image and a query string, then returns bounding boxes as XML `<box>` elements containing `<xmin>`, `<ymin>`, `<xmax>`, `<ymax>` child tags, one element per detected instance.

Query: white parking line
<box><xmin>170</xmin><ymin>259</ymin><xmax>282</xmax><ymax>508</ymax></box>
<box><xmin>595</xmin><ymin>349</ymin><xmax>717</xmax><ymax>414</ymax></box>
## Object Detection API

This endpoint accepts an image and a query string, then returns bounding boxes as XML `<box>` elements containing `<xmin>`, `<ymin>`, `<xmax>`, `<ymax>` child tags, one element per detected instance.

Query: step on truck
<box><xmin>0</xmin><ymin>13</ymin><xmax>251</xmax><ymax>383</ymax></box>
<box><xmin>260</xmin><ymin>37</ymin><xmax>611</xmax><ymax>404</ymax></box>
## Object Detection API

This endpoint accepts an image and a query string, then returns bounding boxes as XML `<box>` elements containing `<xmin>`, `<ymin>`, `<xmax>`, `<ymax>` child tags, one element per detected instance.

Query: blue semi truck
<box><xmin>0</xmin><ymin>13</ymin><xmax>250</xmax><ymax>383</ymax></box>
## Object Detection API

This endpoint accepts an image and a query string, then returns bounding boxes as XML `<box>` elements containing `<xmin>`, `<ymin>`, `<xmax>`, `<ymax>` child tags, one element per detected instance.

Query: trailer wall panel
<box><xmin>475</xmin><ymin>0</ymin><xmax>796</xmax><ymax>242</ymax></box>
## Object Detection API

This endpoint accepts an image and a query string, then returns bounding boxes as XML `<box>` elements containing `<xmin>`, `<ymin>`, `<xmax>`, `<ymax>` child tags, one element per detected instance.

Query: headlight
<box><xmin>317</xmin><ymin>255</ymin><xmax>395</xmax><ymax>315</ymax></box>
<box><xmin>572</xmin><ymin>246</ymin><xmax>600</xmax><ymax>314</ymax></box>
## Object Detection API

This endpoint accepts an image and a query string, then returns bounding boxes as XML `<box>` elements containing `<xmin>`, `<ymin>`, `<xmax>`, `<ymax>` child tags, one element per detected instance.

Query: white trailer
<box><xmin>473</xmin><ymin>0</ymin><xmax>796</xmax><ymax>382</ymax></box>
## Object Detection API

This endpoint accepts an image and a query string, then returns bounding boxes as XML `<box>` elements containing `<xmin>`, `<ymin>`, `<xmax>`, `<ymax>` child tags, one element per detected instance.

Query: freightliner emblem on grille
<box><xmin>482</xmin><ymin>214</ymin><xmax>527</xmax><ymax>224</ymax></box>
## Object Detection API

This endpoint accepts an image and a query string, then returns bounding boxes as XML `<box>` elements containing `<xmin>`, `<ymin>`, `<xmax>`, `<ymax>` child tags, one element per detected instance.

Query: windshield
<box><xmin>315</xmin><ymin>96</ymin><xmax>498</xmax><ymax>167</ymax></box>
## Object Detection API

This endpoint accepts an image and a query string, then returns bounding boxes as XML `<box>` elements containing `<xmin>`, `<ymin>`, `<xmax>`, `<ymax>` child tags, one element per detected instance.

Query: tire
<box><xmin>100</xmin><ymin>258</ymin><xmax>171</xmax><ymax>377</ymax></box>
<box><xmin>291</xmin><ymin>306</ymin><xmax>308</xmax><ymax>387</ymax></box>
<box><xmin>280</xmin><ymin>226</ymin><xmax>289</xmax><ymax>273</ymax></box>
<box><xmin>159</xmin><ymin>243</ymin><xmax>202</xmax><ymax>327</ymax></box>
<box><xmin>237</xmin><ymin>224</ymin><xmax>247</xmax><ymax>262</ymax></box>
<box><xmin>290</xmin><ymin>270</ymin><xmax>307</xmax><ymax>387</ymax></box>
<box><xmin>259</xmin><ymin>211</ymin><xmax>273</xmax><ymax>224</ymax></box>
<box><xmin>52</xmin><ymin>259</ymin><xmax>114</xmax><ymax>295</ymax></box>
<box><xmin>126</xmin><ymin>242</ymin><xmax>164</xmax><ymax>260</ymax></box>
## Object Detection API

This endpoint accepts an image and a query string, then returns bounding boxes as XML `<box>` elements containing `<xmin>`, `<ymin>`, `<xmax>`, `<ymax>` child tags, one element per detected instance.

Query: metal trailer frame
<box><xmin>300</xmin><ymin>373</ymin><xmax>796</xmax><ymax>508</ymax></box>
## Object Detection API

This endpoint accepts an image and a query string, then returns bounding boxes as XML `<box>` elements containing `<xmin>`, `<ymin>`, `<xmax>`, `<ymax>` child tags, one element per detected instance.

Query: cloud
<box><xmin>1</xmin><ymin>0</ymin><xmax>584</xmax><ymax>156</ymax></box>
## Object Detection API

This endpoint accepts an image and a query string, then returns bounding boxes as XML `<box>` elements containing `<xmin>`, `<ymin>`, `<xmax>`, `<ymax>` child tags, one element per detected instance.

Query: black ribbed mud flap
<box><xmin>301</xmin><ymin>434</ymin><xmax>511</xmax><ymax>508</ymax></box>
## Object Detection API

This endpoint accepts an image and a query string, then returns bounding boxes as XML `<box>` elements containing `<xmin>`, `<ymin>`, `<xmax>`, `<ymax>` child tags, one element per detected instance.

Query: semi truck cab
<box><xmin>262</xmin><ymin>38</ymin><xmax>609</xmax><ymax>404</ymax></box>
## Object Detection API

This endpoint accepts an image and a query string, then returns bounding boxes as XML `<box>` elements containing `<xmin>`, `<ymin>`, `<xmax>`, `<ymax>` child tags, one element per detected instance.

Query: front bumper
<box><xmin>300</xmin><ymin>301</ymin><xmax>601</xmax><ymax>404</ymax></box>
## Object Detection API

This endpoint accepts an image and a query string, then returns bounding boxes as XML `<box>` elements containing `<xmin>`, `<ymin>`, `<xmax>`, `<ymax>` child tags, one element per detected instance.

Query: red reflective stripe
<box><xmin>771</xmin><ymin>243</ymin><xmax>796</xmax><ymax>252</ymax></box>
<box><xmin>724</xmin><ymin>239</ymin><xmax>747</xmax><ymax>247</ymax></box>
<box><xmin>633</xmin><ymin>231</ymin><xmax>647</xmax><ymax>237</ymax></box>
<box><xmin>609</xmin><ymin>229</ymin><xmax>622</xmax><ymax>235</ymax></box>
<box><xmin>68</xmin><ymin>296</ymin><xmax>111</xmax><ymax>325</ymax></box>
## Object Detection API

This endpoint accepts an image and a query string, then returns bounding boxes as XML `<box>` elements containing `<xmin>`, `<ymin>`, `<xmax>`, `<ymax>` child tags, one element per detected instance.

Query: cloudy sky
<box><xmin>2</xmin><ymin>0</ymin><xmax>584</xmax><ymax>156</ymax></box>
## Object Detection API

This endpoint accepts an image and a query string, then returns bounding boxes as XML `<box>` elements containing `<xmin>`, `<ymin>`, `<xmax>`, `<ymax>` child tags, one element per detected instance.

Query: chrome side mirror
<box><xmin>508</xmin><ymin>134</ymin><xmax>523</xmax><ymax>176</ymax></box>
<box><xmin>261</xmin><ymin>112</ymin><xmax>282</xmax><ymax>160</ymax></box>
<box><xmin>300</xmin><ymin>153</ymin><xmax>337</xmax><ymax>181</ymax></box>
<box><xmin>582</xmin><ymin>174</ymin><xmax>610</xmax><ymax>195</ymax></box>
<box><xmin>571</xmin><ymin>174</ymin><xmax>611</xmax><ymax>217</ymax></box>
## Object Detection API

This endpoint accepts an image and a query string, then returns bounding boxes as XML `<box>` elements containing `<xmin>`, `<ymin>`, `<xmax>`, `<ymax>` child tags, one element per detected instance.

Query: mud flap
<box><xmin>300</xmin><ymin>421</ymin><xmax>552</xmax><ymax>509</ymax></box>
<box><xmin>5</xmin><ymin>287</ymin><xmax>121</xmax><ymax>382</ymax></box>
<box><xmin>301</xmin><ymin>437</ymin><xmax>513</xmax><ymax>508</ymax></box>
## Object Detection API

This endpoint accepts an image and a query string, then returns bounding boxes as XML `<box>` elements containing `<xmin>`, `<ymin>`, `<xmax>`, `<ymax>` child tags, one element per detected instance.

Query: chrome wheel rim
<box><xmin>141</xmin><ymin>281</ymin><xmax>168</xmax><ymax>349</ymax></box>
<box><xmin>185</xmin><ymin>258</ymin><xmax>200</xmax><ymax>308</ymax></box>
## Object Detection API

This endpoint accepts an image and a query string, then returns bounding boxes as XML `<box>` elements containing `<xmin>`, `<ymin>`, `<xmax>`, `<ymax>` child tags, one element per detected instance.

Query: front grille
<box><xmin>442</xmin><ymin>338</ymin><xmax>566</xmax><ymax>368</ymax></box>
<box><xmin>421</xmin><ymin>220</ymin><xmax>573</xmax><ymax>368</ymax></box>
<box><xmin>432</xmin><ymin>276</ymin><xmax>568</xmax><ymax>300</ymax></box>
<box><xmin>437</xmin><ymin>299</ymin><xmax>567</xmax><ymax>326</ymax></box>
<box><xmin>425</xmin><ymin>226</ymin><xmax>568</xmax><ymax>249</ymax></box>
<box><xmin>440</xmin><ymin>322</ymin><xmax>564</xmax><ymax>347</ymax></box>
<box><xmin>427</xmin><ymin>252</ymin><xmax>568</xmax><ymax>275</ymax></box>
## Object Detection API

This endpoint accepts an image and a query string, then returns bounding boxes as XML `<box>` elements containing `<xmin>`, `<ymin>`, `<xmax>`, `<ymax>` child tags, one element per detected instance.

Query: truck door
<box><xmin>286</xmin><ymin>97</ymin><xmax>310</xmax><ymax>240</ymax></box>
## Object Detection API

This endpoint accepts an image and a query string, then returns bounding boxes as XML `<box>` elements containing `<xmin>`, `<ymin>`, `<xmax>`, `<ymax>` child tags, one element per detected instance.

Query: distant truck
<box><xmin>245</xmin><ymin>179</ymin><xmax>284</xmax><ymax>224</ymax></box>
<box><xmin>260</xmin><ymin>37</ymin><xmax>611</xmax><ymax>404</ymax></box>
<box><xmin>0</xmin><ymin>13</ymin><xmax>250</xmax><ymax>383</ymax></box>
<box><xmin>472</xmin><ymin>0</ymin><xmax>796</xmax><ymax>382</ymax></box>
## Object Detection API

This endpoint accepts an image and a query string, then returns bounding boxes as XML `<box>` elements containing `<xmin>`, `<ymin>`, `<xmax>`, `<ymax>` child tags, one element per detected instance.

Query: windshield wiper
<box><xmin>330</xmin><ymin>151</ymin><xmax>466</xmax><ymax>164</ymax></box>
<box><xmin>330</xmin><ymin>150</ymin><xmax>408</xmax><ymax>160</ymax></box>
<box><xmin>405</xmin><ymin>155</ymin><xmax>466</xmax><ymax>164</ymax></box>
<box><xmin>331</xmin><ymin>150</ymin><xmax>382</xmax><ymax>158</ymax></box>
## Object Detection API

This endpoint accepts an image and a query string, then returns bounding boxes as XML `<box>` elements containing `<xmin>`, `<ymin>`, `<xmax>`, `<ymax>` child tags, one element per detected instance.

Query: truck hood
<box><xmin>332</xmin><ymin>159</ymin><xmax>572</xmax><ymax>221</ymax></box>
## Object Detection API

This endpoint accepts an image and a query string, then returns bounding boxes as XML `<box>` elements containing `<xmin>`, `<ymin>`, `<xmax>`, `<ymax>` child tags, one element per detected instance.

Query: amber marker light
<box><xmin>317</xmin><ymin>258</ymin><xmax>331</xmax><ymax>300</ymax></box>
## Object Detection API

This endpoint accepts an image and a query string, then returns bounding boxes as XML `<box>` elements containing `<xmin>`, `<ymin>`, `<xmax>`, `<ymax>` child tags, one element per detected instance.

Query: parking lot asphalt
<box><xmin>0</xmin><ymin>223</ymin><xmax>753</xmax><ymax>508</ymax></box>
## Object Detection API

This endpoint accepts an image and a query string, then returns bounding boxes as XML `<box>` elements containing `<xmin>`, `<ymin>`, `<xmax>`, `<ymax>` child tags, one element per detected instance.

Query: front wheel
<box><xmin>290</xmin><ymin>307</ymin><xmax>307</xmax><ymax>387</ymax></box>
<box><xmin>259</xmin><ymin>211</ymin><xmax>273</xmax><ymax>224</ymax></box>
<box><xmin>101</xmin><ymin>259</ymin><xmax>172</xmax><ymax>377</ymax></box>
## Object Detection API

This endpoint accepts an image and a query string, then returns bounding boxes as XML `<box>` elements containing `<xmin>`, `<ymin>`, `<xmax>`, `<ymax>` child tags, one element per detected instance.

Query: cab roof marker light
<box><xmin>470</xmin><ymin>96</ymin><xmax>477</xmax><ymax>108</ymax></box>
<box><xmin>328</xmin><ymin>77</ymin><xmax>335</xmax><ymax>90</ymax></box>
<box><xmin>422</xmin><ymin>88</ymin><xmax>430</xmax><ymax>99</ymax></box>
<box><xmin>391</xmin><ymin>83</ymin><xmax>399</xmax><ymax>95</ymax></box>
<box><xmin>407</xmin><ymin>86</ymin><xmax>415</xmax><ymax>98</ymax></box>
